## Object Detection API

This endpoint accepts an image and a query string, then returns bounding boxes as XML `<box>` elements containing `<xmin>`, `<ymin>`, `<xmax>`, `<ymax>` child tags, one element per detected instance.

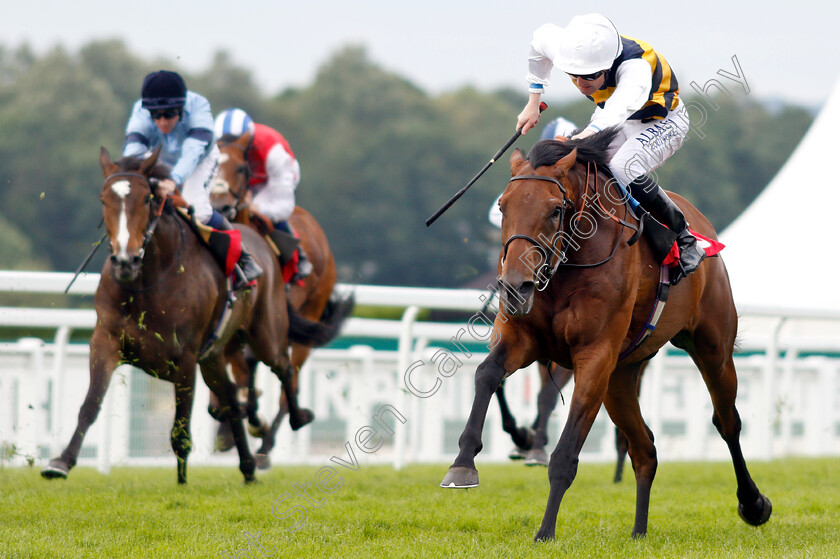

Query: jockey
<box><xmin>517</xmin><ymin>13</ymin><xmax>705</xmax><ymax>285</ymax></box>
<box><xmin>123</xmin><ymin>70</ymin><xmax>262</xmax><ymax>290</ymax></box>
<box><xmin>488</xmin><ymin>116</ymin><xmax>578</xmax><ymax>229</ymax></box>
<box><xmin>213</xmin><ymin>108</ymin><xmax>312</xmax><ymax>280</ymax></box>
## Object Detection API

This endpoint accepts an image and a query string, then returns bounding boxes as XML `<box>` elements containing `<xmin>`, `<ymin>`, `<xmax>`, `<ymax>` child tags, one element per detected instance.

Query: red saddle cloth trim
<box><xmin>213</xmin><ymin>229</ymin><xmax>242</xmax><ymax>277</ymax></box>
<box><xmin>662</xmin><ymin>229</ymin><xmax>725</xmax><ymax>267</ymax></box>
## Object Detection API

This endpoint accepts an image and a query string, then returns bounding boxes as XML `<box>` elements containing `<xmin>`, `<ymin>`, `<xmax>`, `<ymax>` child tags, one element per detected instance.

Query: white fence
<box><xmin>1</xmin><ymin>270</ymin><xmax>839</xmax><ymax>473</ymax></box>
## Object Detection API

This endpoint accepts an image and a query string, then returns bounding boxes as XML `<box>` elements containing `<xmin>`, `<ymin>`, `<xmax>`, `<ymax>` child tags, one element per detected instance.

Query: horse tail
<box><xmin>287</xmin><ymin>291</ymin><xmax>354</xmax><ymax>347</ymax></box>
<box><xmin>318</xmin><ymin>290</ymin><xmax>356</xmax><ymax>340</ymax></box>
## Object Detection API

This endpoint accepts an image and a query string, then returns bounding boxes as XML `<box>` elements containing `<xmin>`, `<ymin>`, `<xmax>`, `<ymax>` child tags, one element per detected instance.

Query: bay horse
<box><xmin>209</xmin><ymin>130</ymin><xmax>353</xmax><ymax>468</ymax></box>
<box><xmin>41</xmin><ymin>147</ymin><xmax>337</xmax><ymax>484</ymax></box>
<box><xmin>440</xmin><ymin>130</ymin><xmax>772</xmax><ymax>541</ymax></box>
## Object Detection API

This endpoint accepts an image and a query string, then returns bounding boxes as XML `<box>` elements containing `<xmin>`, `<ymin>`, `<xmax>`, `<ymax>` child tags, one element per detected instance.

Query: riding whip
<box><xmin>64</xmin><ymin>232</ymin><xmax>108</xmax><ymax>294</ymax></box>
<box><xmin>425</xmin><ymin>101</ymin><xmax>547</xmax><ymax>227</ymax></box>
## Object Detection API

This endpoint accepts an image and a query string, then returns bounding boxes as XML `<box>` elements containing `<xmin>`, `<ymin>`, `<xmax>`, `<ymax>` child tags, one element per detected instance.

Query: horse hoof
<box><xmin>244</xmin><ymin>474</ymin><xmax>258</xmax><ymax>484</ymax></box>
<box><xmin>214</xmin><ymin>434</ymin><xmax>235</xmax><ymax>453</ymax></box>
<box><xmin>534</xmin><ymin>530</ymin><xmax>555</xmax><ymax>542</ymax></box>
<box><xmin>247</xmin><ymin>418</ymin><xmax>270</xmax><ymax>439</ymax></box>
<box><xmin>738</xmin><ymin>493</ymin><xmax>772</xmax><ymax>526</ymax></box>
<box><xmin>290</xmin><ymin>408</ymin><xmax>315</xmax><ymax>431</ymax></box>
<box><xmin>255</xmin><ymin>453</ymin><xmax>271</xmax><ymax>470</ymax></box>
<box><xmin>440</xmin><ymin>466</ymin><xmax>479</xmax><ymax>488</ymax></box>
<box><xmin>41</xmin><ymin>459</ymin><xmax>69</xmax><ymax>479</ymax></box>
<box><xmin>508</xmin><ymin>447</ymin><xmax>528</xmax><ymax>461</ymax></box>
<box><xmin>524</xmin><ymin>448</ymin><xmax>549</xmax><ymax>467</ymax></box>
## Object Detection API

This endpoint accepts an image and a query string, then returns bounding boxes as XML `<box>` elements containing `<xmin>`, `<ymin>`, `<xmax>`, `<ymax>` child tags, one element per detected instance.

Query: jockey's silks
<box><xmin>582</xmin><ymin>36</ymin><xmax>680</xmax><ymax>122</ymax></box>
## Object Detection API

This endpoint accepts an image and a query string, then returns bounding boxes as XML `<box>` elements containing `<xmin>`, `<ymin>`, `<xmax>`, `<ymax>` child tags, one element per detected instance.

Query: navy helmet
<box><xmin>141</xmin><ymin>70</ymin><xmax>187</xmax><ymax>110</ymax></box>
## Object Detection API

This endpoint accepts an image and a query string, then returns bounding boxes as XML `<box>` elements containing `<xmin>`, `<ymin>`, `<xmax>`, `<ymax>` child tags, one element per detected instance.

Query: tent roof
<box><xmin>719</xmin><ymin>79</ymin><xmax>840</xmax><ymax>312</ymax></box>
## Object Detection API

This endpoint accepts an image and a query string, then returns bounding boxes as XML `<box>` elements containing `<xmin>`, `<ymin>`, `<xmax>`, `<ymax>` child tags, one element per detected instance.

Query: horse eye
<box><xmin>551</xmin><ymin>206</ymin><xmax>562</xmax><ymax>219</ymax></box>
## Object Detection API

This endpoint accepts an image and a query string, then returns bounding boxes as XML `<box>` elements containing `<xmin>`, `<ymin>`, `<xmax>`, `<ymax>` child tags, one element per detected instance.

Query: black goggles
<box><xmin>568</xmin><ymin>70</ymin><xmax>607</xmax><ymax>81</ymax></box>
<box><xmin>150</xmin><ymin>108</ymin><xmax>181</xmax><ymax>120</ymax></box>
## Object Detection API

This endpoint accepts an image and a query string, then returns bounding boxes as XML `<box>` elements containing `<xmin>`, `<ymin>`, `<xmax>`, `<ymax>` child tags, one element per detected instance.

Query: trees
<box><xmin>0</xmin><ymin>40</ymin><xmax>814</xmax><ymax>286</ymax></box>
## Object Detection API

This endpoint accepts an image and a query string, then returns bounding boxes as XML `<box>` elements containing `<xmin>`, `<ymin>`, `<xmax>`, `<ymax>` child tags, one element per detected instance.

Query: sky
<box><xmin>2</xmin><ymin>1</ymin><xmax>838</xmax><ymax>111</ymax></box>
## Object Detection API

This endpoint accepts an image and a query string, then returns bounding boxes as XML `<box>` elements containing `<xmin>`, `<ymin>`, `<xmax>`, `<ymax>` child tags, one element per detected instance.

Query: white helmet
<box><xmin>214</xmin><ymin>108</ymin><xmax>255</xmax><ymax>139</ymax></box>
<box><xmin>552</xmin><ymin>13</ymin><xmax>622</xmax><ymax>75</ymax></box>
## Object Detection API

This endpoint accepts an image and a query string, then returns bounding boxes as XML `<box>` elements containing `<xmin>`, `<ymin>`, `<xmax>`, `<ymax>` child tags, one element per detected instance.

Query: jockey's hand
<box><xmin>516</xmin><ymin>93</ymin><xmax>544</xmax><ymax>135</ymax></box>
<box><xmin>517</xmin><ymin>106</ymin><xmax>541</xmax><ymax>135</ymax></box>
<box><xmin>157</xmin><ymin>178</ymin><xmax>177</xmax><ymax>197</ymax></box>
<box><xmin>554</xmin><ymin>135</ymin><xmax>570</xmax><ymax>142</ymax></box>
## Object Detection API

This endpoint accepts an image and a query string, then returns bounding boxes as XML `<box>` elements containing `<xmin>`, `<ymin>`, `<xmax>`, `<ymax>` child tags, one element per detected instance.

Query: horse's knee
<box><xmin>547</xmin><ymin>452</ymin><xmax>579</xmax><ymax>487</ymax></box>
<box><xmin>475</xmin><ymin>361</ymin><xmax>504</xmax><ymax>393</ymax></box>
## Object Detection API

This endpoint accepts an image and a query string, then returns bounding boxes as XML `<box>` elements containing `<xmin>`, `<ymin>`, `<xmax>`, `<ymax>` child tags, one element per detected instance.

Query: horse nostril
<box><xmin>109</xmin><ymin>254</ymin><xmax>118</xmax><ymax>265</ymax></box>
<box><xmin>131</xmin><ymin>255</ymin><xmax>142</xmax><ymax>265</ymax></box>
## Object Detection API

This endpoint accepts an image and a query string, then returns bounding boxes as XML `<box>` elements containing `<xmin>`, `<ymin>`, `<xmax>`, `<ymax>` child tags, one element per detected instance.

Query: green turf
<box><xmin>1</xmin><ymin>458</ymin><xmax>838</xmax><ymax>558</ymax></box>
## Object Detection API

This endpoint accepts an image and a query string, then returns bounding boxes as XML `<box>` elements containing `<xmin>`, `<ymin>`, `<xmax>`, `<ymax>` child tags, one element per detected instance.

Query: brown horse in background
<box><xmin>440</xmin><ymin>130</ymin><xmax>771</xmax><ymax>541</ymax></box>
<box><xmin>210</xmin><ymin>130</ymin><xmax>353</xmax><ymax>468</ymax></box>
<box><xmin>42</xmin><ymin>147</ymin><xmax>338</xmax><ymax>484</ymax></box>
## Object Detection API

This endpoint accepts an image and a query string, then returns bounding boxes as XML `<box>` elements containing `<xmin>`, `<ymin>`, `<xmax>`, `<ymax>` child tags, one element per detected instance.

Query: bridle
<box><xmin>216</xmin><ymin>141</ymin><xmax>252</xmax><ymax>218</ymax></box>
<box><xmin>102</xmin><ymin>171</ymin><xmax>184</xmax><ymax>290</ymax></box>
<box><xmin>501</xmin><ymin>174</ymin><xmax>573</xmax><ymax>291</ymax></box>
<box><xmin>500</xmin><ymin>163</ymin><xmax>636</xmax><ymax>291</ymax></box>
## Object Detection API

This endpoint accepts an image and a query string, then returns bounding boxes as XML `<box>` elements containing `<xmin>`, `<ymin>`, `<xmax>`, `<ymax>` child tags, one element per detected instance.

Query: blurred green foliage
<box><xmin>0</xmin><ymin>41</ymin><xmax>813</xmax><ymax>286</ymax></box>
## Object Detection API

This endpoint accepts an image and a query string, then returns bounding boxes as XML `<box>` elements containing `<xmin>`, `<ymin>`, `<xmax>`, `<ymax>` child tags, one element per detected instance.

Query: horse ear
<box><xmin>553</xmin><ymin>148</ymin><xmax>577</xmax><ymax>175</ymax></box>
<box><xmin>510</xmin><ymin>148</ymin><xmax>527</xmax><ymax>175</ymax></box>
<box><xmin>237</xmin><ymin>130</ymin><xmax>252</xmax><ymax>150</ymax></box>
<box><xmin>100</xmin><ymin>147</ymin><xmax>116</xmax><ymax>177</ymax></box>
<box><xmin>140</xmin><ymin>145</ymin><xmax>162</xmax><ymax>176</ymax></box>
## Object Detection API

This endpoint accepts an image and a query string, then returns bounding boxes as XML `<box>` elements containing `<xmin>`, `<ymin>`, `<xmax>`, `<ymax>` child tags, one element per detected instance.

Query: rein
<box><xmin>501</xmin><ymin>164</ymin><xmax>638</xmax><ymax>290</ymax></box>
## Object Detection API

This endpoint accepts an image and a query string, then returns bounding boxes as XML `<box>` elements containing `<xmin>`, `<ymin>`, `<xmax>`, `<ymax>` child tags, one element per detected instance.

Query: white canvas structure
<box><xmin>720</xmin><ymin>78</ymin><xmax>840</xmax><ymax>312</ymax></box>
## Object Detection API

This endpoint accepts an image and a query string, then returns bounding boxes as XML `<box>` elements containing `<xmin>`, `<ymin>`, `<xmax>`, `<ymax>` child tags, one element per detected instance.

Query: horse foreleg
<box><xmin>41</xmin><ymin>336</ymin><xmax>120</xmax><ymax>479</ymax></box>
<box><xmin>171</xmin><ymin>374</ymin><xmax>196</xmax><ymax>485</ymax></box>
<box><xmin>535</xmin><ymin>355</ymin><xmax>611</xmax><ymax>542</ymax></box>
<box><xmin>441</xmin><ymin>349</ymin><xmax>508</xmax><ymax>489</ymax></box>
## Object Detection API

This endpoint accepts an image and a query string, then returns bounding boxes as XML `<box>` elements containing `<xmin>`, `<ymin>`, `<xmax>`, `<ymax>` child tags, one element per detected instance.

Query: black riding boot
<box><xmin>215</xmin><ymin>217</ymin><xmax>264</xmax><ymax>290</ymax></box>
<box><xmin>628</xmin><ymin>175</ymin><xmax>706</xmax><ymax>285</ymax></box>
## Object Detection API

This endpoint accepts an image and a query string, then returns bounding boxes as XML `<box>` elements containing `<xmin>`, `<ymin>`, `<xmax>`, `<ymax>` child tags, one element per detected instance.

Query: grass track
<box><xmin>1</xmin><ymin>458</ymin><xmax>838</xmax><ymax>558</ymax></box>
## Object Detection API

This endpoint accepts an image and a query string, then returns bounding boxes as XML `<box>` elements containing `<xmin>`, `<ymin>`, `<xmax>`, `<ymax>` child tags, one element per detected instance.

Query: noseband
<box><xmin>103</xmin><ymin>171</ymin><xmax>165</xmax><ymax>259</ymax></box>
<box><xmin>500</xmin><ymin>165</ymin><xmax>633</xmax><ymax>290</ymax></box>
<box><xmin>501</xmin><ymin>174</ymin><xmax>574</xmax><ymax>291</ymax></box>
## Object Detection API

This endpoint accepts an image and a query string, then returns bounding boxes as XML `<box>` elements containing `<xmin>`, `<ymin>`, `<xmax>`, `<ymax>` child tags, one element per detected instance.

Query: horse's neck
<box><xmin>138</xmin><ymin>215</ymin><xmax>186</xmax><ymax>282</ymax></box>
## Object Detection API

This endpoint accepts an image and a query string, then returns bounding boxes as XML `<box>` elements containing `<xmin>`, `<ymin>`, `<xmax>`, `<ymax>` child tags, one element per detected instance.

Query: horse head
<box><xmin>497</xmin><ymin>130</ymin><xmax>622</xmax><ymax>316</ymax></box>
<box><xmin>496</xmin><ymin>147</ymin><xmax>579</xmax><ymax>315</ymax></box>
<box><xmin>99</xmin><ymin>146</ymin><xmax>164</xmax><ymax>283</ymax></box>
<box><xmin>211</xmin><ymin>131</ymin><xmax>251</xmax><ymax>220</ymax></box>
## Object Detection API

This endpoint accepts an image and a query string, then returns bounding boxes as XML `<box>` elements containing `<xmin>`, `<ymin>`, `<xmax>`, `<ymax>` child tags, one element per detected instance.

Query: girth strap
<box><xmin>618</xmin><ymin>265</ymin><xmax>671</xmax><ymax>362</ymax></box>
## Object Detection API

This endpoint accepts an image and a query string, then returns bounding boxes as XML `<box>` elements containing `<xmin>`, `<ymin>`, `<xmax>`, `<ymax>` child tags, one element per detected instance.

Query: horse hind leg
<box><xmin>692</xmin><ymin>348</ymin><xmax>772</xmax><ymax>526</ymax></box>
<box><xmin>603</xmin><ymin>364</ymin><xmax>657</xmax><ymax>538</ymax></box>
<box><xmin>525</xmin><ymin>363</ymin><xmax>568</xmax><ymax>467</ymax></box>
<box><xmin>273</xmin><ymin>362</ymin><xmax>314</xmax><ymax>431</ymax></box>
<box><xmin>199</xmin><ymin>359</ymin><xmax>256</xmax><ymax>483</ymax></box>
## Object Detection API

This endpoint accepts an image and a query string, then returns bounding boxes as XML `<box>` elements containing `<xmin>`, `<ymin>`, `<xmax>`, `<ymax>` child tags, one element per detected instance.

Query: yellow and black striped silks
<box><xmin>582</xmin><ymin>36</ymin><xmax>679</xmax><ymax>122</ymax></box>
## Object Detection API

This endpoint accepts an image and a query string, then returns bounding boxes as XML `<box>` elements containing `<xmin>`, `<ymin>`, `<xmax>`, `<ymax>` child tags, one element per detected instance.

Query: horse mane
<box><xmin>527</xmin><ymin>126</ymin><xmax>621</xmax><ymax>171</ymax></box>
<box><xmin>113</xmin><ymin>154</ymin><xmax>172</xmax><ymax>181</ymax></box>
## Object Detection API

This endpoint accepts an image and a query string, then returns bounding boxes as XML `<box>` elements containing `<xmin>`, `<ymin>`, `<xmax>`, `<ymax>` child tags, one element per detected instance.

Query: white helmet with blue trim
<box><xmin>214</xmin><ymin>108</ymin><xmax>255</xmax><ymax>139</ymax></box>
